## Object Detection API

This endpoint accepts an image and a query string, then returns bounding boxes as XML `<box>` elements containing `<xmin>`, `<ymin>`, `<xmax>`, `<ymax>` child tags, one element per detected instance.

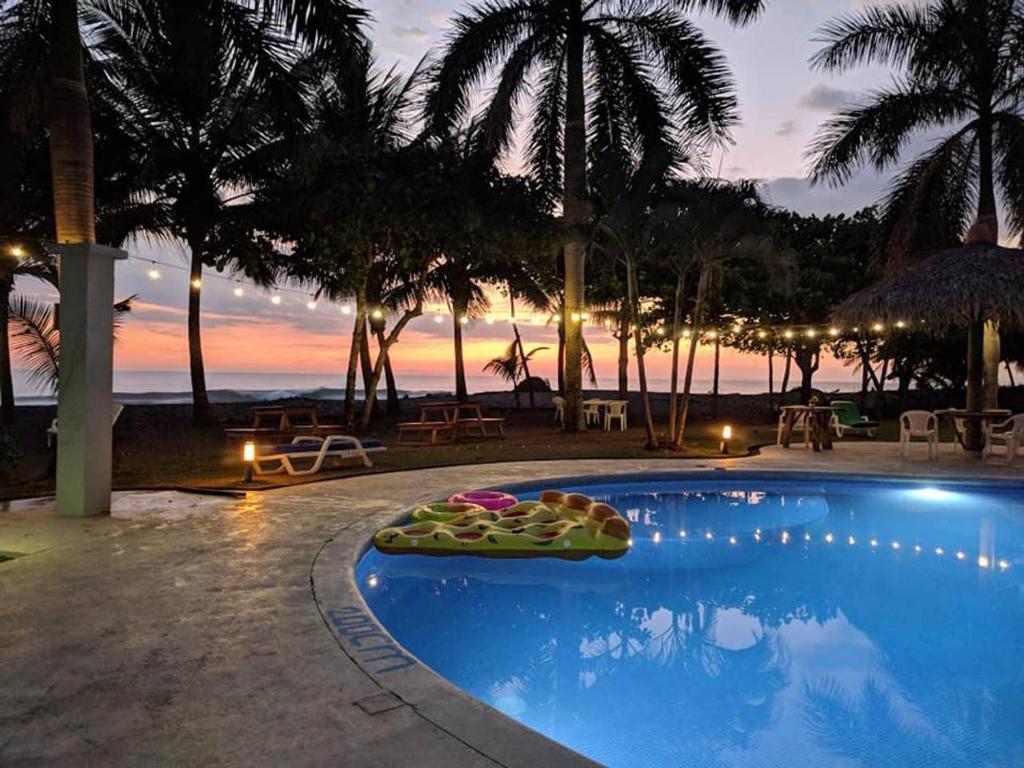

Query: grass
<box><xmin>0</xmin><ymin>397</ymin><xmax>942</xmax><ymax>500</ymax></box>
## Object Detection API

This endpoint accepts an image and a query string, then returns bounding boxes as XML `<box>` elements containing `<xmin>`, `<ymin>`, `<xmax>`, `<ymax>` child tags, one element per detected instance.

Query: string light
<box><xmin>190</xmin><ymin>278</ymin><xmax>202</xmax><ymax>289</ymax></box>
<box><xmin>434</xmin><ymin>314</ymin><xmax>445</xmax><ymax>324</ymax></box>
<box><xmin>459</xmin><ymin>315</ymin><xmax>469</xmax><ymax>325</ymax></box>
<box><xmin>306</xmin><ymin>300</ymin><xmax>317</xmax><ymax>311</ymax></box>
<box><xmin>341</xmin><ymin>305</ymin><xmax>352</xmax><ymax>315</ymax></box>
<box><xmin>147</xmin><ymin>264</ymin><xmax>161</xmax><ymax>280</ymax></box>
<box><xmin>233</xmin><ymin>286</ymin><xmax>244</xmax><ymax>297</ymax></box>
<box><xmin>8</xmin><ymin>245</ymin><xmax>24</xmax><ymax>258</ymax></box>
<box><xmin>371</xmin><ymin>308</ymin><xmax>384</xmax><ymax>320</ymax></box>
<box><xmin>783</xmin><ymin>330</ymin><xmax>794</xmax><ymax>340</ymax></box>
<box><xmin>271</xmin><ymin>295</ymin><xmax>282</xmax><ymax>305</ymax></box>
<box><xmin>485</xmin><ymin>316</ymin><xmax>495</xmax><ymax>325</ymax></box>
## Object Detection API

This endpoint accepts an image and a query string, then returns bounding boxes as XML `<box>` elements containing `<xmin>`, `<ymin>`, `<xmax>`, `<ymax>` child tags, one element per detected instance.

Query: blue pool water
<box><xmin>355</xmin><ymin>476</ymin><xmax>1024</xmax><ymax>767</ymax></box>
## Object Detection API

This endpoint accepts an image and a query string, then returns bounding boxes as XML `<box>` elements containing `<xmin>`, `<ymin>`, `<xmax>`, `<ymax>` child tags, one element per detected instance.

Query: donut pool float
<box><xmin>448</xmin><ymin>490</ymin><xmax>518</xmax><ymax>511</ymax></box>
<box><xmin>373</xmin><ymin>490</ymin><xmax>631</xmax><ymax>560</ymax></box>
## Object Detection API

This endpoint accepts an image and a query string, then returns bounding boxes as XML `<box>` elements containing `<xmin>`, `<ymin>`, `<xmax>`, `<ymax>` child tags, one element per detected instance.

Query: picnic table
<box><xmin>398</xmin><ymin>401</ymin><xmax>506</xmax><ymax>445</ymax></box>
<box><xmin>934</xmin><ymin>408</ymin><xmax>1011</xmax><ymax>452</ymax></box>
<box><xmin>224</xmin><ymin>405</ymin><xmax>342</xmax><ymax>442</ymax></box>
<box><xmin>779</xmin><ymin>405</ymin><xmax>837</xmax><ymax>452</ymax></box>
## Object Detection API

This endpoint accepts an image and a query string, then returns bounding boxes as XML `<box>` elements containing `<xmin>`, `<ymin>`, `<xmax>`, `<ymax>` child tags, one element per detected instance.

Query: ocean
<box><xmin>11</xmin><ymin>369</ymin><xmax>866</xmax><ymax>405</ymax></box>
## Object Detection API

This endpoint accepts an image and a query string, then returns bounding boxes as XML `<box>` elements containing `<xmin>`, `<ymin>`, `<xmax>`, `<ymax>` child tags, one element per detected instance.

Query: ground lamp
<box><xmin>720</xmin><ymin>425</ymin><xmax>733</xmax><ymax>454</ymax></box>
<box><xmin>833</xmin><ymin>219</ymin><xmax>1024</xmax><ymax>451</ymax></box>
<box><xmin>243</xmin><ymin>441</ymin><xmax>256</xmax><ymax>483</ymax></box>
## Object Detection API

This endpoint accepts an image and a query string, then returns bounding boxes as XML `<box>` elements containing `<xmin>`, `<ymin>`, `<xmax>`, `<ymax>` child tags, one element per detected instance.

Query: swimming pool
<box><xmin>355</xmin><ymin>475</ymin><xmax>1024</xmax><ymax>767</ymax></box>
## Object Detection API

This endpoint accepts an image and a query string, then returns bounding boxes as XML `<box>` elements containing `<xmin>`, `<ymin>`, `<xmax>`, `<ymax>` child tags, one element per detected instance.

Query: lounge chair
<box><xmin>252</xmin><ymin>435</ymin><xmax>385</xmax><ymax>476</ymax></box>
<box><xmin>47</xmin><ymin>403</ymin><xmax>124</xmax><ymax>447</ymax></box>
<box><xmin>900</xmin><ymin>411</ymin><xmax>938</xmax><ymax>461</ymax></box>
<box><xmin>830</xmin><ymin>400</ymin><xmax>879</xmax><ymax>438</ymax></box>
<box><xmin>983</xmin><ymin>415</ymin><xmax>1024</xmax><ymax>466</ymax></box>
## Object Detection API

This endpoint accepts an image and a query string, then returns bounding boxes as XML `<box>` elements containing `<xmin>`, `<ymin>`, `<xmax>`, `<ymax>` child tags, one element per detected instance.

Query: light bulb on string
<box><xmin>271</xmin><ymin>295</ymin><xmax>282</xmax><ymax>305</ymax></box>
<box><xmin>306</xmin><ymin>300</ymin><xmax>318</xmax><ymax>311</ymax></box>
<box><xmin>805</xmin><ymin>329</ymin><xmax>817</xmax><ymax>339</ymax></box>
<box><xmin>434</xmin><ymin>314</ymin><xmax>444</xmax><ymax>324</ymax></box>
<box><xmin>459</xmin><ymin>315</ymin><xmax>469</xmax><ymax>325</ymax></box>
<box><xmin>191</xmin><ymin>277</ymin><xmax>202</xmax><ymax>290</ymax></box>
<box><xmin>147</xmin><ymin>264</ymin><xmax>161</xmax><ymax>280</ymax></box>
<box><xmin>233</xmin><ymin>286</ymin><xmax>244</xmax><ymax>297</ymax></box>
<box><xmin>829</xmin><ymin>327</ymin><xmax>840</xmax><ymax>337</ymax></box>
<box><xmin>371</xmin><ymin>308</ymin><xmax>384</xmax><ymax>320</ymax></box>
<box><xmin>485</xmin><ymin>316</ymin><xmax>495</xmax><ymax>325</ymax></box>
<box><xmin>341</xmin><ymin>304</ymin><xmax>351</xmax><ymax>315</ymax></box>
<box><xmin>783</xmin><ymin>329</ymin><xmax>794</xmax><ymax>340</ymax></box>
<box><xmin>8</xmin><ymin>245</ymin><xmax>24</xmax><ymax>258</ymax></box>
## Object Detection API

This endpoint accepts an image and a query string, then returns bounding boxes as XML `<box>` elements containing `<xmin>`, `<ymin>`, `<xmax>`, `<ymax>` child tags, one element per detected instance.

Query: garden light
<box><xmin>720</xmin><ymin>424</ymin><xmax>733</xmax><ymax>454</ymax></box>
<box><xmin>243</xmin><ymin>441</ymin><xmax>256</xmax><ymax>483</ymax></box>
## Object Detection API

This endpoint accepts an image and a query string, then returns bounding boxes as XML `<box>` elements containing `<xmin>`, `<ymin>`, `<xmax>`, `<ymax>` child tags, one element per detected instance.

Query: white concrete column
<box><xmin>54</xmin><ymin>243</ymin><xmax>127</xmax><ymax>517</ymax></box>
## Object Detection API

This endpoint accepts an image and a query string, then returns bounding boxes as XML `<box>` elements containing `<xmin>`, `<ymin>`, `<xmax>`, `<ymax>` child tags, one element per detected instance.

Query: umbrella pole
<box><xmin>965</xmin><ymin>321</ymin><xmax>985</xmax><ymax>451</ymax></box>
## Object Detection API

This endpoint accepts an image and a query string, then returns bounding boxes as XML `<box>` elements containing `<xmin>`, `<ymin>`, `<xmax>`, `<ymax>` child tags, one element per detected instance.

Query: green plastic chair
<box><xmin>830</xmin><ymin>400</ymin><xmax>879</xmax><ymax>438</ymax></box>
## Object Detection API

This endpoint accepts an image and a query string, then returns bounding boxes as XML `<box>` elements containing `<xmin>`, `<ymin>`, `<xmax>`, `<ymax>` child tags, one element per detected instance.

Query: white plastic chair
<box><xmin>551</xmin><ymin>396</ymin><xmax>566</xmax><ymax>422</ymax></box>
<box><xmin>776</xmin><ymin>409</ymin><xmax>809</xmax><ymax>447</ymax></box>
<box><xmin>984</xmin><ymin>415</ymin><xmax>1024</xmax><ymax>466</ymax></box>
<box><xmin>583</xmin><ymin>401</ymin><xmax>602</xmax><ymax>426</ymax></box>
<box><xmin>604</xmin><ymin>401</ymin><xmax>628</xmax><ymax>432</ymax></box>
<box><xmin>900</xmin><ymin>410</ymin><xmax>938</xmax><ymax>461</ymax></box>
<box><xmin>47</xmin><ymin>403</ymin><xmax>124</xmax><ymax>447</ymax></box>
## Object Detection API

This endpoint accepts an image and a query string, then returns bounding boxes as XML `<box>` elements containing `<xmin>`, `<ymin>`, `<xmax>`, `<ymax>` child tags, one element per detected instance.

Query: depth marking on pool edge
<box><xmin>327</xmin><ymin>607</ymin><xmax>416</xmax><ymax>674</ymax></box>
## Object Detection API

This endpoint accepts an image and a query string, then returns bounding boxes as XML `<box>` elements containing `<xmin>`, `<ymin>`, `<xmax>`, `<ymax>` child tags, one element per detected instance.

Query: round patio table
<box><xmin>934</xmin><ymin>409</ymin><xmax>1011</xmax><ymax>452</ymax></box>
<box><xmin>780</xmin><ymin>405</ymin><xmax>837</xmax><ymax>452</ymax></box>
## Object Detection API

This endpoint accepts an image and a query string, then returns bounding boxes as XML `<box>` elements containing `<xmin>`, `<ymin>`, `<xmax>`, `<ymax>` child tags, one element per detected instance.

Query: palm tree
<box><xmin>808</xmin><ymin>0</ymin><xmax>1024</xmax><ymax>408</ymax></box>
<box><xmin>424</xmin><ymin>0</ymin><xmax>764</xmax><ymax>430</ymax></box>
<box><xmin>483</xmin><ymin>342</ymin><xmax>548</xmax><ymax>408</ymax></box>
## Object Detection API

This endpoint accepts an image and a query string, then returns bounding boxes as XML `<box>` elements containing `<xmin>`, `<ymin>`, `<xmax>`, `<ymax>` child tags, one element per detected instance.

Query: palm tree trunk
<box><xmin>48</xmin><ymin>0</ymin><xmax>95</xmax><ymax>246</ymax></box>
<box><xmin>673</xmin><ymin>269</ymin><xmax>709</xmax><ymax>449</ymax></box>
<box><xmin>977</xmin><ymin>120</ymin><xmax>1001</xmax><ymax>409</ymax></box>
<box><xmin>187</xmin><ymin>244</ymin><xmax>213</xmax><ymax>424</ymax></box>
<box><xmin>1005</xmin><ymin>361</ymin><xmax>1016</xmax><ymax>388</ymax></box>
<box><xmin>509</xmin><ymin>294</ymin><xmax>535</xmax><ymax>408</ymax></box>
<box><xmin>359</xmin><ymin>319</ymin><xmax>375</xmax><ymax>413</ymax></box>
<box><xmin>0</xmin><ymin>279</ymin><xmax>14</xmax><ymax>425</ymax></box>
<box><xmin>779</xmin><ymin>346</ymin><xmax>792</xmax><ymax>406</ymax></box>
<box><xmin>557</xmin><ymin>320</ymin><xmax>565</xmax><ymax>394</ymax></box>
<box><xmin>712</xmin><ymin>334</ymin><xmax>721</xmax><ymax>414</ymax></box>
<box><xmin>965</xmin><ymin>320</ymin><xmax>985</xmax><ymax>449</ymax></box>
<box><xmin>626</xmin><ymin>257</ymin><xmax>656</xmax><ymax>447</ymax></box>
<box><xmin>617</xmin><ymin>307</ymin><xmax>629</xmax><ymax>400</ymax></box>
<box><xmin>360</xmin><ymin>303</ymin><xmax>423</xmax><ymax>429</ymax></box>
<box><xmin>668</xmin><ymin>273</ymin><xmax>684</xmax><ymax>443</ymax></box>
<box><xmin>343</xmin><ymin>280</ymin><xmax>367</xmax><ymax>425</ymax></box>
<box><xmin>375</xmin><ymin>327</ymin><xmax>400</xmax><ymax>416</ymax></box>
<box><xmin>451</xmin><ymin>292</ymin><xmax>468</xmax><ymax>402</ymax></box>
<box><xmin>560</xmin><ymin>10</ymin><xmax>589</xmax><ymax>432</ymax></box>
<box><xmin>767</xmin><ymin>349</ymin><xmax>774</xmax><ymax>411</ymax></box>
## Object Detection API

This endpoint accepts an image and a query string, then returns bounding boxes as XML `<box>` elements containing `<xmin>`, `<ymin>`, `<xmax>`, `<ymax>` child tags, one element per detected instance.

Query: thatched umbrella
<box><xmin>833</xmin><ymin>221</ymin><xmax>1024</xmax><ymax>449</ymax></box>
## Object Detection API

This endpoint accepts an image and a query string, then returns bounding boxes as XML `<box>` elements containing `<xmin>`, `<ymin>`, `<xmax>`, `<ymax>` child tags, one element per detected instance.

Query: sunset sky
<box><xmin>16</xmin><ymin>1</ymin><xmax>915</xmax><ymax>395</ymax></box>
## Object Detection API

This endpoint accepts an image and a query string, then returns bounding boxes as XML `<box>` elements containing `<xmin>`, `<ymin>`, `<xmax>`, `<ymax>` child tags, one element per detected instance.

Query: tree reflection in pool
<box><xmin>356</xmin><ymin>479</ymin><xmax>1024</xmax><ymax>767</ymax></box>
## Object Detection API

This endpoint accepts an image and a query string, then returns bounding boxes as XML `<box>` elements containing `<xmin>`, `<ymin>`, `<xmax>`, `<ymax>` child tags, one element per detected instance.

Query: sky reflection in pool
<box><xmin>356</xmin><ymin>479</ymin><xmax>1024</xmax><ymax>768</ymax></box>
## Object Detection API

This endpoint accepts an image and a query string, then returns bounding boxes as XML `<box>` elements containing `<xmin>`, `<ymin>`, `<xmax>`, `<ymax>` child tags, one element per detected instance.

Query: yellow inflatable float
<box><xmin>373</xmin><ymin>490</ymin><xmax>631</xmax><ymax>560</ymax></box>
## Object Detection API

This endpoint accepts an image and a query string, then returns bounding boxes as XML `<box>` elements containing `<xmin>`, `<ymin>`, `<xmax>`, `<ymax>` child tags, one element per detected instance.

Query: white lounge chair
<box><xmin>983</xmin><ymin>415</ymin><xmax>1024</xmax><ymax>466</ymax></box>
<box><xmin>47</xmin><ymin>403</ymin><xmax>124</xmax><ymax>447</ymax></box>
<box><xmin>900</xmin><ymin>410</ymin><xmax>938</xmax><ymax>461</ymax></box>
<box><xmin>776</xmin><ymin>410</ymin><xmax>809</xmax><ymax>447</ymax></box>
<box><xmin>252</xmin><ymin>435</ymin><xmax>385</xmax><ymax>476</ymax></box>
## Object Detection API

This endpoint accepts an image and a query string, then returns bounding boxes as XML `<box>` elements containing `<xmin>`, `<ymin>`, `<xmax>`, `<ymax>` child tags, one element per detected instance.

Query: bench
<box><xmin>397</xmin><ymin>421</ymin><xmax>456</xmax><ymax>445</ymax></box>
<box><xmin>456</xmin><ymin>417</ymin><xmax>506</xmax><ymax>440</ymax></box>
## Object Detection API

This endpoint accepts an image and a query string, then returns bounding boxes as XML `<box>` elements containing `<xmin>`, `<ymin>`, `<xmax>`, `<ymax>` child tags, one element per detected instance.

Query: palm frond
<box><xmin>996</xmin><ymin>111</ymin><xmax>1024</xmax><ymax>236</ymax></box>
<box><xmin>8</xmin><ymin>293</ymin><xmax>58</xmax><ymax>394</ymax></box>
<box><xmin>810</xmin><ymin>4</ymin><xmax>930</xmax><ymax>73</ymax></box>
<box><xmin>807</xmin><ymin>84</ymin><xmax>970</xmax><ymax>186</ymax></box>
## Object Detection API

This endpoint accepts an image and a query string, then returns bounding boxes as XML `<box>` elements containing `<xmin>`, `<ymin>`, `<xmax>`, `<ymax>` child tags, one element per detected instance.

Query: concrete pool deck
<box><xmin>1</xmin><ymin>443</ymin><xmax>1021</xmax><ymax>766</ymax></box>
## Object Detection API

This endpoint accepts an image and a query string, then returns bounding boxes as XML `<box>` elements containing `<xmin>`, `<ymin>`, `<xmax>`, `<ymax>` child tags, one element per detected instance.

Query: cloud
<box><xmin>775</xmin><ymin>119</ymin><xmax>798</xmax><ymax>138</ymax></box>
<box><xmin>798</xmin><ymin>83</ymin><xmax>858</xmax><ymax>112</ymax></box>
<box><xmin>391</xmin><ymin>25</ymin><xmax>432</xmax><ymax>45</ymax></box>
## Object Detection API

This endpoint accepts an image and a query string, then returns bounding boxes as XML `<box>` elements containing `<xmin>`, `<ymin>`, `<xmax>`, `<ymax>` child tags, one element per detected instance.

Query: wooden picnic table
<box><xmin>780</xmin><ymin>405</ymin><xmax>837</xmax><ymax>452</ymax></box>
<box><xmin>224</xmin><ymin>404</ymin><xmax>341</xmax><ymax>442</ymax></box>
<box><xmin>398</xmin><ymin>401</ymin><xmax>506</xmax><ymax>445</ymax></box>
<box><xmin>935</xmin><ymin>408</ymin><xmax>1011</xmax><ymax>452</ymax></box>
